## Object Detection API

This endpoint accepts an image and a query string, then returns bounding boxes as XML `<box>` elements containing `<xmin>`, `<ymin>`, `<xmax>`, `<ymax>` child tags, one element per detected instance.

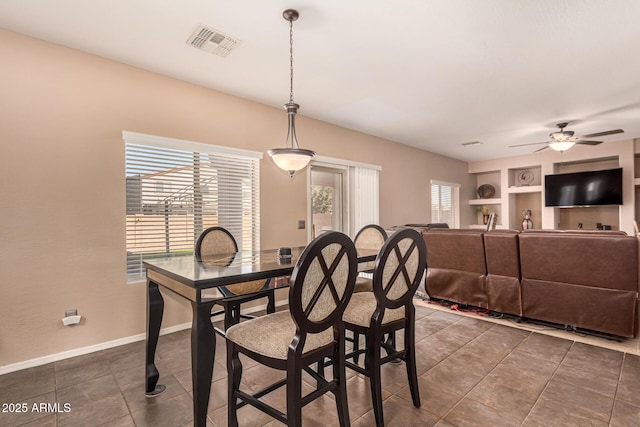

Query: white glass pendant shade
<box><xmin>268</xmin><ymin>148</ymin><xmax>315</xmax><ymax>175</ymax></box>
<box><xmin>549</xmin><ymin>141</ymin><xmax>576</xmax><ymax>152</ymax></box>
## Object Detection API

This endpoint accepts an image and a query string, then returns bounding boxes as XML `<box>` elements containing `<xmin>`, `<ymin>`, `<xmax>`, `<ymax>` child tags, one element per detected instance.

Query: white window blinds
<box><xmin>352</xmin><ymin>166</ymin><xmax>380</xmax><ymax>233</ymax></box>
<box><xmin>124</xmin><ymin>132</ymin><xmax>261</xmax><ymax>281</ymax></box>
<box><xmin>431</xmin><ymin>180</ymin><xmax>460</xmax><ymax>228</ymax></box>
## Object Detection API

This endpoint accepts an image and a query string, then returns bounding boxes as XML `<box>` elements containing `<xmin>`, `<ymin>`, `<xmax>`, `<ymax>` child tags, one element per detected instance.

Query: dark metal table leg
<box><xmin>145</xmin><ymin>280</ymin><xmax>166</xmax><ymax>397</ymax></box>
<box><xmin>191</xmin><ymin>300</ymin><xmax>216</xmax><ymax>427</ymax></box>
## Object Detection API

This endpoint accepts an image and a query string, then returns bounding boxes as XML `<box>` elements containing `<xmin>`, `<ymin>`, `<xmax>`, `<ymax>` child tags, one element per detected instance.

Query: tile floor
<box><xmin>1</xmin><ymin>301</ymin><xmax>639</xmax><ymax>426</ymax></box>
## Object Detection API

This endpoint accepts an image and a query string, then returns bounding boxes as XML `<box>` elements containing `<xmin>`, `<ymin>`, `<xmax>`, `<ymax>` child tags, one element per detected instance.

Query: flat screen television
<box><xmin>544</xmin><ymin>168</ymin><xmax>623</xmax><ymax>207</ymax></box>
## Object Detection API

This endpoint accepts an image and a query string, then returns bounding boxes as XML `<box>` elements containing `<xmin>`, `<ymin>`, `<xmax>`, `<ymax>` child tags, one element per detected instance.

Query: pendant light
<box><xmin>268</xmin><ymin>9</ymin><xmax>315</xmax><ymax>178</ymax></box>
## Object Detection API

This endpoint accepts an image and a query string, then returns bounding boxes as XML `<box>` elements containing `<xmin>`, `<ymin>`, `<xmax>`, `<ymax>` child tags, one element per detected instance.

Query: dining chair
<box><xmin>350</xmin><ymin>224</ymin><xmax>388</xmax><ymax>362</ymax></box>
<box><xmin>353</xmin><ymin>224</ymin><xmax>388</xmax><ymax>292</ymax></box>
<box><xmin>225</xmin><ymin>231</ymin><xmax>358</xmax><ymax>427</ymax></box>
<box><xmin>343</xmin><ymin>228</ymin><xmax>427</xmax><ymax>427</ymax></box>
<box><xmin>195</xmin><ymin>226</ymin><xmax>275</xmax><ymax>334</ymax></box>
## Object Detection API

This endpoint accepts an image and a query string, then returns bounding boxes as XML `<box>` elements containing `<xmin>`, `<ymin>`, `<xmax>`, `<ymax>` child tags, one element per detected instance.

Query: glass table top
<box><xmin>143</xmin><ymin>246</ymin><xmax>378</xmax><ymax>289</ymax></box>
<box><xmin>143</xmin><ymin>247</ymin><xmax>305</xmax><ymax>288</ymax></box>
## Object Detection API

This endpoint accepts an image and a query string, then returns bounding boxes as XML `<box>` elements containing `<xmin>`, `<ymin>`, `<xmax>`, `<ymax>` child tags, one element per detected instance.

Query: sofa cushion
<box><xmin>484</xmin><ymin>230</ymin><xmax>522</xmax><ymax>316</ymax></box>
<box><xmin>423</xmin><ymin>229</ymin><xmax>488</xmax><ymax>308</ymax></box>
<box><xmin>521</xmin><ymin>279</ymin><xmax>637</xmax><ymax>337</ymax></box>
<box><xmin>519</xmin><ymin>233</ymin><xmax>637</xmax><ymax>291</ymax></box>
<box><xmin>519</xmin><ymin>232</ymin><xmax>638</xmax><ymax>337</ymax></box>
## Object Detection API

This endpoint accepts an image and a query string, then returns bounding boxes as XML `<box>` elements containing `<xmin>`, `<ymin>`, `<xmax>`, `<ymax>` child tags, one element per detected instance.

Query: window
<box><xmin>431</xmin><ymin>180</ymin><xmax>460</xmax><ymax>228</ymax></box>
<box><xmin>124</xmin><ymin>132</ymin><xmax>261</xmax><ymax>282</ymax></box>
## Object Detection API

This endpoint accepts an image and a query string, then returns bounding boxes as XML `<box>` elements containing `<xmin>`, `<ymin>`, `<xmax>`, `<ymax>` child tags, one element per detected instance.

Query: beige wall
<box><xmin>0</xmin><ymin>30</ymin><xmax>469</xmax><ymax>367</ymax></box>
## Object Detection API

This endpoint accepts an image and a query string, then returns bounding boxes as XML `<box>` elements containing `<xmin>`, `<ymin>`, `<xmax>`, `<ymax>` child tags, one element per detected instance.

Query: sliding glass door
<box><xmin>310</xmin><ymin>166</ymin><xmax>347</xmax><ymax>238</ymax></box>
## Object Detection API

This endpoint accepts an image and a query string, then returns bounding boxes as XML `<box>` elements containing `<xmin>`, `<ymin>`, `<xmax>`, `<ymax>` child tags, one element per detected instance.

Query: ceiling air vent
<box><xmin>186</xmin><ymin>24</ymin><xmax>242</xmax><ymax>58</ymax></box>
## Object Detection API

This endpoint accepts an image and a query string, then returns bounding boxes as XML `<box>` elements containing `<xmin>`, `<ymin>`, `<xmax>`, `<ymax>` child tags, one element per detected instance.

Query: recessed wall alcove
<box><xmin>467</xmin><ymin>138</ymin><xmax>637</xmax><ymax>235</ymax></box>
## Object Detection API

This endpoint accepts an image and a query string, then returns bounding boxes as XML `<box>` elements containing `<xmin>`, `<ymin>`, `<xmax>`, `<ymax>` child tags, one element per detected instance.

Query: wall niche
<box><xmin>553</xmin><ymin>157</ymin><xmax>621</xmax><ymax>231</ymax></box>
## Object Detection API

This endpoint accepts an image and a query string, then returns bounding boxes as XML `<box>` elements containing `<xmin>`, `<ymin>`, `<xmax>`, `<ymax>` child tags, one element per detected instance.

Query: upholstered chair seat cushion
<box><xmin>354</xmin><ymin>276</ymin><xmax>373</xmax><ymax>293</ymax></box>
<box><xmin>225</xmin><ymin>311</ymin><xmax>334</xmax><ymax>360</ymax></box>
<box><xmin>342</xmin><ymin>292</ymin><xmax>405</xmax><ymax>327</ymax></box>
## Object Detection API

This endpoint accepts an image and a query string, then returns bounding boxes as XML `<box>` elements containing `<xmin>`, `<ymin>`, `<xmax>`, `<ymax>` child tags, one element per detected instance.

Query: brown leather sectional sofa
<box><xmin>422</xmin><ymin>228</ymin><xmax>639</xmax><ymax>338</ymax></box>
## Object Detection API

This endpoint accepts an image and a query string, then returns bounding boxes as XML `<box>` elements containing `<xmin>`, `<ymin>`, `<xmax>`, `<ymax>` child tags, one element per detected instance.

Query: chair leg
<box><xmin>286</xmin><ymin>360</ymin><xmax>303</xmax><ymax>427</ymax></box>
<box><xmin>334</xmin><ymin>337</ymin><xmax>351</xmax><ymax>427</ymax></box>
<box><xmin>227</xmin><ymin>342</ymin><xmax>242</xmax><ymax>427</ymax></box>
<box><xmin>366</xmin><ymin>329</ymin><xmax>385</xmax><ymax>427</ymax></box>
<box><xmin>405</xmin><ymin>323</ymin><xmax>420</xmax><ymax>408</ymax></box>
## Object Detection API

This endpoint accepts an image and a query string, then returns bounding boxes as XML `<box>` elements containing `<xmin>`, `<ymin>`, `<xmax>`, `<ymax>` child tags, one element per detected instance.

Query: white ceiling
<box><xmin>2</xmin><ymin>0</ymin><xmax>640</xmax><ymax>162</ymax></box>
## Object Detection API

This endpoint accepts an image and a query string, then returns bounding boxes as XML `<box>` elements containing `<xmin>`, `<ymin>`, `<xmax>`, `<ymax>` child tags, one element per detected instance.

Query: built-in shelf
<box><xmin>468</xmin><ymin>198</ymin><xmax>501</xmax><ymax>205</ymax></box>
<box><xmin>467</xmin><ymin>141</ymin><xmax>637</xmax><ymax>234</ymax></box>
<box><xmin>507</xmin><ymin>166</ymin><xmax>542</xmax><ymax>188</ymax></box>
<box><xmin>507</xmin><ymin>185</ymin><xmax>542</xmax><ymax>194</ymax></box>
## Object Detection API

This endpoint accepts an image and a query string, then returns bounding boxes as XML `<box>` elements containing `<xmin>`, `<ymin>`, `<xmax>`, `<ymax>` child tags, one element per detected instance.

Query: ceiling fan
<box><xmin>509</xmin><ymin>122</ymin><xmax>624</xmax><ymax>152</ymax></box>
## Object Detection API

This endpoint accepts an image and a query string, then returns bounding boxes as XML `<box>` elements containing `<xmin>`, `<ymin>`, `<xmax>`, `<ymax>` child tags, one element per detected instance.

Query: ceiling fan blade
<box><xmin>576</xmin><ymin>140</ymin><xmax>603</xmax><ymax>146</ymax></box>
<box><xmin>534</xmin><ymin>146</ymin><xmax>549</xmax><ymax>152</ymax></box>
<box><xmin>581</xmin><ymin>129</ymin><xmax>624</xmax><ymax>138</ymax></box>
<box><xmin>509</xmin><ymin>141</ymin><xmax>548</xmax><ymax>148</ymax></box>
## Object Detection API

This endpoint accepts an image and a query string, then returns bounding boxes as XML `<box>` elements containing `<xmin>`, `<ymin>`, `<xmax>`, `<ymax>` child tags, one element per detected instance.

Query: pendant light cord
<box><xmin>289</xmin><ymin>17</ymin><xmax>294</xmax><ymax>104</ymax></box>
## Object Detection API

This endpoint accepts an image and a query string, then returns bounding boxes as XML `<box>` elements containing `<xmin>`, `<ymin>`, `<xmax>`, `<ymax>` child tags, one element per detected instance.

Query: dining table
<box><xmin>143</xmin><ymin>244</ymin><xmax>378</xmax><ymax>427</ymax></box>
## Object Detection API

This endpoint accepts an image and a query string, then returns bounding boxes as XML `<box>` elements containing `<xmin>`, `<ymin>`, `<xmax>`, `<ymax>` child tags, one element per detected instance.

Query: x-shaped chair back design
<box><xmin>289</xmin><ymin>231</ymin><xmax>358</xmax><ymax>336</ymax></box>
<box><xmin>372</xmin><ymin>228</ymin><xmax>427</xmax><ymax>311</ymax></box>
<box><xmin>225</xmin><ymin>231</ymin><xmax>358</xmax><ymax>427</ymax></box>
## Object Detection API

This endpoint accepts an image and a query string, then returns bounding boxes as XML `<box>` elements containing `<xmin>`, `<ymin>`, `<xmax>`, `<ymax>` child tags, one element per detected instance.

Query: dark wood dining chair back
<box><xmin>354</xmin><ymin>224</ymin><xmax>388</xmax><ymax>274</ymax></box>
<box><xmin>225</xmin><ymin>231</ymin><xmax>358</xmax><ymax>427</ymax></box>
<box><xmin>350</xmin><ymin>224</ymin><xmax>389</xmax><ymax>361</ymax></box>
<box><xmin>371</xmin><ymin>228</ymin><xmax>425</xmax><ymax>309</ymax></box>
<box><xmin>288</xmin><ymin>232</ymin><xmax>358</xmax><ymax>334</ymax></box>
<box><xmin>195</xmin><ymin>226</ymin><xmax>275</xmax><ymax>333</ymax></box>
<box><xmin>343</xmin><ymin>227</ymin><xmax>427</xmax><ymax>427</ymax></box>
<box><xmin>195</xmin><ymin>226</ymin><xmax>237</xmax><ymax>257</ymax></box>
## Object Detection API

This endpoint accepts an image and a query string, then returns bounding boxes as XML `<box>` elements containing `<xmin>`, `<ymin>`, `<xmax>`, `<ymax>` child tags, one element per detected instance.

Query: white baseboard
<box><xmin>0</xmin><ymin>322</ymin><xmax>191</xmax><ymax>376</ymax></box>
<box><xmin>0</xmin><ymin>300</ymin><xmax>287</xmax><ymax>376</ymax></box>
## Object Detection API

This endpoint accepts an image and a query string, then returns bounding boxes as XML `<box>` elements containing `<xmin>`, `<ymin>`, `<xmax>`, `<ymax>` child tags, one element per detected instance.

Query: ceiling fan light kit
<box><xmin>548</xmin><ymin>141</ymin><xmax>576</xmax><ymax>152</ymax></box>
<box><xmin>510</xmin><ymin>122</ymin><xmax>624</xmax><ymax>153</ymax></box>
<box><xmin>268</xmin><ymin>8</ymin><xmax>316</xmax><ymax>178</ymax></box>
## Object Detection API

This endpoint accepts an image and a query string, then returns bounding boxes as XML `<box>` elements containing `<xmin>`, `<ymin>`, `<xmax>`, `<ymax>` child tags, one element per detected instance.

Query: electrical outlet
<box><xmin>298</xmin><ymin>220</ymin><xmax>305</xmax><ymax>229</ymax></box>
